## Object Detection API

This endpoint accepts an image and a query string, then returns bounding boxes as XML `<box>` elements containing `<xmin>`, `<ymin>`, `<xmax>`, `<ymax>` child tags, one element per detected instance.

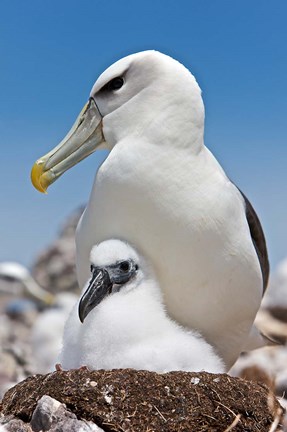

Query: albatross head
<box><xmin>78</xmin><ymin>239</ymin><xmax>149</xmax><ymax>323</ymax></box>
<box><xmin>31</xmin><ymin>50</ymin><xmax>204</xmax><ymax>193</ymax></box>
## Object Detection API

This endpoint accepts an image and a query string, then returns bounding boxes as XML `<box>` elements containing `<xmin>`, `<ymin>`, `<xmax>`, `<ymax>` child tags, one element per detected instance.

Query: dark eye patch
<box><xmin>106</xmin><ymin>259</ymin><xmax>139</xmax><ymax>286</ymax></box>
<box><xmin>101</xmin><ymin>77</ymin><xmax>124</xmax><ymax>92</ymax></box>
<box><xmin>119</xmin><ymin>260</ymin><xmax>130</xmax><ymax>272</ymax></box>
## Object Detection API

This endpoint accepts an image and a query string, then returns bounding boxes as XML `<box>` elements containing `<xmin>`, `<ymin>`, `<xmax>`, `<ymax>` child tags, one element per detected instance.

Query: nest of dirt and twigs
<box><xmin>0</xmin><ymin>368</ymin><xmax>284</xmax><ymax>431</ymax></box>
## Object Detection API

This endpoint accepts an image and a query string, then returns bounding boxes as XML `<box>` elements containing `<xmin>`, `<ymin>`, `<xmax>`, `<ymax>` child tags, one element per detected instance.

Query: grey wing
<box><xmin>238</xmin><ymin>189</ymin><xmax>269</xmax><ymax>294</ymax></box>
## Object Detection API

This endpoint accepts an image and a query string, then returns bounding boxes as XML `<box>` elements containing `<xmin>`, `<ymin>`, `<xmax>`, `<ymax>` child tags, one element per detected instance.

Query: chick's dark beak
<box><xmin>78</xmin><ymin>268</ymin><xmax>112</xmax><ymax>323</ymax></box>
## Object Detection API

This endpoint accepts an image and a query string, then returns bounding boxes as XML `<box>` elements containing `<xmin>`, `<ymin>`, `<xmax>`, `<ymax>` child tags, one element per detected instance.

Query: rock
<box><xmin>0</xmin><ymin>417</ymin><xmax>32</xmax><ymax>431</ymax></box>
<box><xmin>0</xmin><ymin>313</ymin><xmax>35</xmax><ymax>399</ymax></box>
<box><xmin>31</xmin><ymin>206</ymin><xmax>84</xmax><ymax>294</ymax></box>
<box><xmin>239</xmin><ymin>364</ymin><xmax>275</xmax><ymax>392</ymax></box>
<box><xmin>0</xmin><ymin>368</ymin><xmax>284</xmax><ymax>431</ymax></box>
<box><xmin>5</xmin><ymin>300</ymin><xmax>38</xmax><ymax>326</ymax></box>
<box><xmin>0</xmin><ymin>353</ymin><xmax>18</xmax><ymax>385</ymax></box>
<box><xmin>30</xmin><ymin>395</ymin><xmax>103</xmax><ymax>431</ymax></box>
<box><xmin>30</xmin><ymin>395</ymin><xmax>62</xmax><ymax>431</ymax></box>
<box><xmin>0</xmin><ymin>395</ymin><xmax>102</xmax><ymax>432</ymax></box>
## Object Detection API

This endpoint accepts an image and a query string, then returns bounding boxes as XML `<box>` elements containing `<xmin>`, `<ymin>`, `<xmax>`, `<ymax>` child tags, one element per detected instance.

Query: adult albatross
<box><xmin>31</xmin><ymin>50</ymin><xmax>269</xmax><ymax>368</ymax></box>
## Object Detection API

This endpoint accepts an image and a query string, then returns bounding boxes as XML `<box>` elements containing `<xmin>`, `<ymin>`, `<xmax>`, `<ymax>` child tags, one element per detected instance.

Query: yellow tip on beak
<box><xmin>30</xmin><ymin>160</ymin><xmax>48</xmax><ymax>194</ymax></box>
<box><xmin>30</xmin><ymin>98</ymin><xmax>104</xmax><ymax>194</ymax></box>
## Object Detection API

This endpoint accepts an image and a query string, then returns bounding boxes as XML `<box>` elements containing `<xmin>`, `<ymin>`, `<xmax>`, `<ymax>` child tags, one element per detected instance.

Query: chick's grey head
<box><xmin>78</xmin><ymin>239</ymin><xmax>144</xmax><ymax>323</ymax></box>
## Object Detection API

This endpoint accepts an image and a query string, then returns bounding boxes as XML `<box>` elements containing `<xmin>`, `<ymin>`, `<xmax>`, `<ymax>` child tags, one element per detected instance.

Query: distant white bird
<box><xmin>60</xmin><ymin>239</ymin><xmax>224</xmax><ymax>373</ymax></box>
<box><xmin>31</xmin><ymin>292</ymin><xmax>78</xmax><ymax>373</ymax></box>
<box><xmin>0</xmin><ymin>262</ymin><xmax>54</xmax><ymax>304</ymax></box>
<box><xmin>31</xmin><ymin>50</ymin><xmax>268</xmax><ymax>368</ymax></box>
<box><xmin>0</xmin><ymin>261</ymin><xmax>77</xmax><ymax>373</ymax></box>
<box><xmin>262</xmin><ymin>258</ymin><xmax>287</xmax><ymax>308</ymax></box>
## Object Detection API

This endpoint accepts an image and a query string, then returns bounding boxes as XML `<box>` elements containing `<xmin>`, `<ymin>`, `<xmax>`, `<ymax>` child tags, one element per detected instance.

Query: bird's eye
<box><xmin>107</xmin><ymin>77</ymin><xmax>124</xmax><ymax>91</ymax></box>
<box><xmin>119</xmin><ymin>261</ymin><xmax>130</xmax><ymax>272</ymax></box>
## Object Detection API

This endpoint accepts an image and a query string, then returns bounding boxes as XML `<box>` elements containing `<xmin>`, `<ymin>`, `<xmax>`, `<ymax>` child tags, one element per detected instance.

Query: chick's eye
<box><xmin>108</xmin><ymin>77</ymin><xmax>124</xmax><ymax>91</ymax></box>
<box><xmin>119</xmin><ymin>261</ymin><xmax>130</xmax><ymax>272</ymax></box>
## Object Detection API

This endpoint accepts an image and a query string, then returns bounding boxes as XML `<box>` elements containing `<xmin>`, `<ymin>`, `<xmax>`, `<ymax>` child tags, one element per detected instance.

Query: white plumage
<box><xmin>31</xmin><ymin>292</ymin><xmax>78</xmax><ymax>373</ymax></box>
<box><xmin>32</xmin><ymin>50</ymin><xmax>268</xmax><ymax>369</ymax></box>
<box><xmin>0</xmin><ymin>262</ymin><xmax>54</xmax><ymax>304</ymax></box>
<box><xmin>0</xmin><ymin>261</ymin><xmax>78</xmax><ymax>373</ymax></box>
<box><xmin>60</xmin><ymin>239</ymin><xmax>224</xmax><ymax>374</ymax></box>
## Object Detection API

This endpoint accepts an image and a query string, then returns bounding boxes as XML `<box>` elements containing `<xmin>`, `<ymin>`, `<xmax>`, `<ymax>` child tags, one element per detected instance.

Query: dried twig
<box><xmin>216</xmin><ymin>400</ymin><xmax>238</xmax><ymax>418</ymax></box>
<box><xmin>222</xmin><ymin>414</ymin><xmax>241</xmax><ymax>432</ymax></box>
<box><xmin>268</xmin><ymin>407</ymin><xmax>283</xmax><ymax>432</ymax></box>
<box><xmin>153</xmin><ymin>404</ymin><xmax>167</xmax><ymax>422</ymax></box>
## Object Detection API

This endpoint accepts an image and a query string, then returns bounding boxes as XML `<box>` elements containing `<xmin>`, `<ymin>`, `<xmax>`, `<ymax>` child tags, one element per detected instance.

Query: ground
<box><xmin>0</xmin><ymin>368</ymin><xmax>284</xmax><ymax>431</ymax></box>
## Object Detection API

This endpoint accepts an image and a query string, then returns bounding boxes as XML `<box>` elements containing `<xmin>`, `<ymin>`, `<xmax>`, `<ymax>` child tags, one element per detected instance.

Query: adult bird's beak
<box><xmin>31</xmin><ymin>98</ymin><xmax>105</xmax><ymax>193</ymax></box>
<box><xmin>78</xmin><ymin>268</ymin><xmax>112</xmax><ymax>323</ymax></box>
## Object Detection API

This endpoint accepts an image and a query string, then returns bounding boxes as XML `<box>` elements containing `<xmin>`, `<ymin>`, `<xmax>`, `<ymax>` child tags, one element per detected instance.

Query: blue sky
<box><xmin>0</xmin><ymin>0</ymin><xmax>286</xmax><ymax>271</ymax></box>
